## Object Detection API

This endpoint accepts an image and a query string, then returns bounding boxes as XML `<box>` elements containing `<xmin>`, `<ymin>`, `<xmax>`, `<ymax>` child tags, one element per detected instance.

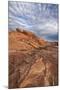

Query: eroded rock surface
<box><xmin>9</xmin><ymin>29</ymin><xmax>58</xmax><ymax>88</ymax></box>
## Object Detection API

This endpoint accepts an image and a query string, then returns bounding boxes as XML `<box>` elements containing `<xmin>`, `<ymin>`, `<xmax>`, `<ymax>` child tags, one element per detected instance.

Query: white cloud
<box><xmin>8</xmin><ymin>1</ymin><xmax>58</xmax><ymax>41</ymax></box>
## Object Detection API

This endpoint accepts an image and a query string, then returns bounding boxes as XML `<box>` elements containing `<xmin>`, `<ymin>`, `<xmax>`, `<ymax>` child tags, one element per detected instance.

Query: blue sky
<box><xmin>8</xmin><ymin>1</ymin><xmax>58</xmax><ymax>41</ymax></box>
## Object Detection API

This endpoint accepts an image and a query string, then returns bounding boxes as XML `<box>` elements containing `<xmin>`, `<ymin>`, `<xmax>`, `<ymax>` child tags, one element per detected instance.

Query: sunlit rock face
<box><xmin>9</xmin><ymin>29</ymin><xmax>58</xmax><ymax>89</ymax></box>
<box><xmin>8</xmin><ymin>1</ymin><xmax>58</xmax><ymax>41</ymax></box>
<box><xmin>9</xmin><ymin>28</ymin><xmax>47</xmax><ymax>51</ymax></box>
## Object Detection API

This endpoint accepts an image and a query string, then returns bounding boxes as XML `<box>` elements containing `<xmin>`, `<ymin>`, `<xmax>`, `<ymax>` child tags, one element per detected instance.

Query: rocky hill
<box><xmin>9</xmin><ymin>28</ymin><xmax>58</xmax><ymax>88</ymax></box>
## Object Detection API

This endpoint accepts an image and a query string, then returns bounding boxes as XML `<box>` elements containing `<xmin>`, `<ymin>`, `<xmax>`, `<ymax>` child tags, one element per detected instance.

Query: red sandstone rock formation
<box><xmin>9</xmin><ymin>28</ymin><xmax>58</xmax><ymax>89</ymax></box>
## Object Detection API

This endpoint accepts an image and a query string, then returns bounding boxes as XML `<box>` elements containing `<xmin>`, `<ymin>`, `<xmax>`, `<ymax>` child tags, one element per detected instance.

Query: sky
<box><xmin>8</xmin><ymin>1</ymin><xmax>58</xmax><ymax>41</ymax></box>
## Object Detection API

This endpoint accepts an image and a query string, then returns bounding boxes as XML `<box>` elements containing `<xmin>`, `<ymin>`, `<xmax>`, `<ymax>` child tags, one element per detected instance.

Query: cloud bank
<box><xmin>8</xmin><ymin>1</ymin><xmax>58</xmax><ymax>41</ymax></box>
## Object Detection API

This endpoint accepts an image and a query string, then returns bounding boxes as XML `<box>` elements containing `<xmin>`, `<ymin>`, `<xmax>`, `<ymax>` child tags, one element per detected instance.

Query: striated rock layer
<box><xmin>9</xmin><ymin>28</ymin><xmax>58</xmax><ymax>89</ymax></box>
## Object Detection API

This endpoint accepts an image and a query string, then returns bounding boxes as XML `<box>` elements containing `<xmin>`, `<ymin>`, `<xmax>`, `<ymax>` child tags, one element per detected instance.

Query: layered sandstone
<box><xmin>9</xmin><ymin>28</ymin><xmax>58</xmax><ymax>88</ymax></box>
